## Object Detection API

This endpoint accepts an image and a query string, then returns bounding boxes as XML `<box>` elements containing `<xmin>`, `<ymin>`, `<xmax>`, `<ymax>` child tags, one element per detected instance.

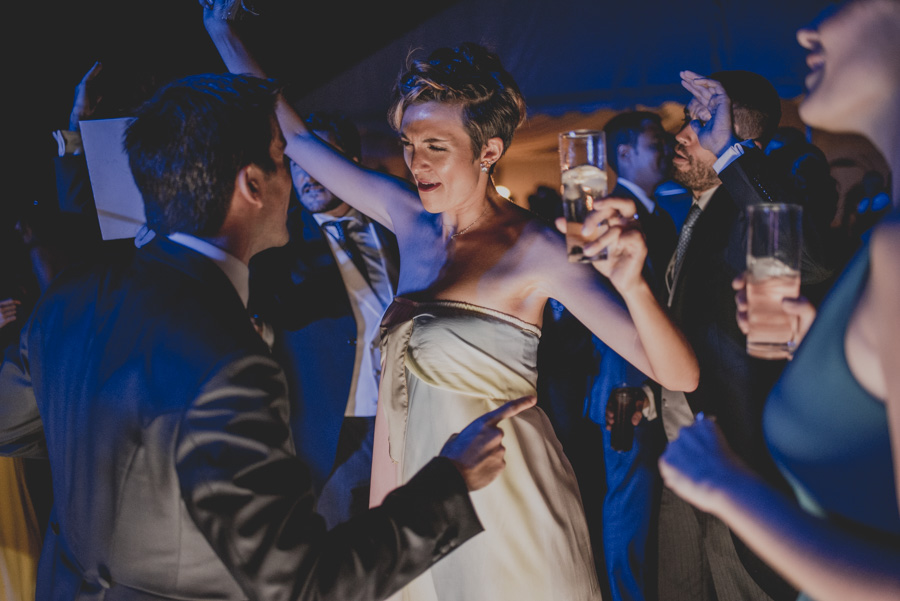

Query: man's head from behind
<box><xmin>604</xmin><ymin>111</ymin><xmax>670</xmax><ymax>195</ymax></box>
<box><xmin>124</xmin><ymin>73</ymin><xmax>282</xmax><ymax>238</ymax></box>
<box><xmin>292</xmin><ymin>111</ymin><xmax>362</xmax><ymax>214</ymax></box>
<box><xmin>673</xmin><ymin>69</ymin><xmax>782</xmax><ymax>195</ymax></box>
<box><xmin>711</xmin><ymin>70</ymin><xmax>782</xmax><ymax>146</ymax></box>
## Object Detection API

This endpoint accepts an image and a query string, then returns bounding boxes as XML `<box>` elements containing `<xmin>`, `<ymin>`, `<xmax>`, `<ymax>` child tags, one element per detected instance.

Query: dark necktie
<box><xmin>324</xmin><ymin>219</ymin><xmax>370</xmax><ymax>286</ymax></box>
<box><xmin>667</xmin><ymin>203</ymin><xmax>703</xmax><ymax>299</ymax></box>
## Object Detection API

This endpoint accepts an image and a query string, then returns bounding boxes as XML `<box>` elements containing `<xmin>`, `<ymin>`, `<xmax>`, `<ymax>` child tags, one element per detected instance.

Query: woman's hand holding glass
<box><xmin>558</xmin><ymin>196</ymin><xmax>646</xmax><ymax>293</ymax></box>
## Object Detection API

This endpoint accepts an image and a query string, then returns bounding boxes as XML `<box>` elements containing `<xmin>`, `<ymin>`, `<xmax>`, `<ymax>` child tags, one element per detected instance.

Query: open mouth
<box><xmin>417</xmin><ymin>181</ymin><xmax>440</xmax><ymax>192</ymax></box>
<box><xmin>805</xmin><ymin>67</ymin><xmax>823</xmax><ymax>93</ymax></box>
<box><xmin>302</xmin><ymin>182</ymin><xmax>326</xmax><ymax>194</ymax></box>
<box><xmin>804</xmin><ymin>53</ymin><xmax>825</xmax><ymax>92</ymax></box>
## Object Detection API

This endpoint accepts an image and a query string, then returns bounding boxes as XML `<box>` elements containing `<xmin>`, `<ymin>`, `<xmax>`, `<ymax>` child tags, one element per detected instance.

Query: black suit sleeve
<box><xmin>0</xmin><ymin>328</ymin><xmax>47</xmax><ymax>458</ymax></box>
<box><xmin>176</xmin><ymin>352</ymin><xmax>482</xmax><ymax>601</ymax></box>
<box><xmin>718</xmin><ymin>147</ymin><xmax>835</xmax><ymax>291</ymax></box>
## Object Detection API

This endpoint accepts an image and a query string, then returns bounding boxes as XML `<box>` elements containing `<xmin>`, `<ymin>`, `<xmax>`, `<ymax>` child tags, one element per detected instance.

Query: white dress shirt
<box><xmin>615</xmin><ymin>177</ymin><xmax>655</xmax><ymax>214</ymax></box>
<box><xmin>314</xmin><ymin>208</ymin><xmax>394</xmax><ymax>418</ymax></box>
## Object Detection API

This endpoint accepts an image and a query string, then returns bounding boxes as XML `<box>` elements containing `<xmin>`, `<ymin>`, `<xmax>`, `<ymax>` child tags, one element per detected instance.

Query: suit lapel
<box><xmin>613</xmin><ymin>183</ymin><xmax>672</xmax><ymax>302</ymax></box>
<box><xmin>668</xmin><ymin>186</ymin><xmax>738</xmax><ymax>315</ymax></box>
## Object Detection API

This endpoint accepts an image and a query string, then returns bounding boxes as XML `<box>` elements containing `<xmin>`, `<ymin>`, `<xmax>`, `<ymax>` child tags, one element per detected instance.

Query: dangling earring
<box><xmin>480</xmin><ymin>161</ymin><xmax>490</xmax><ymax>173</ymax></box>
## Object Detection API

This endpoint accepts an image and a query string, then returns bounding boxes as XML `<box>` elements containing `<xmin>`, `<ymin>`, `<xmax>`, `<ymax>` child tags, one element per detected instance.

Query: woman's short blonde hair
<box><xmin>388</xmin><ymin>43</ymin><xmax>527</xmax><ymax>159</ymax></box>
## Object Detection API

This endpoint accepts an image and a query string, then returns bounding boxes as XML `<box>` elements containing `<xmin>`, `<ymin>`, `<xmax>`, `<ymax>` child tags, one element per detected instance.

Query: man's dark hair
<box><xmin>603</xmin><ymin>110</ymin><xmax>663</xmax><ymax>174</ymax></box>
<box><xmin>711</xmin><ymin>70</ymin><xmax>782</xmax><ymax>145</ymax></box>
<box><xmin>304</xmin><ymin>111</ymin><xmax>362</xmax><ymax>161</ymax></box>
<box><xmin>124</xmin><ymin>73</ymin><xmax>280</xmax><ymax>237</ymax></box>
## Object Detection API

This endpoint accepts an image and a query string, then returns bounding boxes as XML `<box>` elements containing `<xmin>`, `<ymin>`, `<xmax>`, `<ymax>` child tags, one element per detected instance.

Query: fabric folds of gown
<box><xmin>377</xmin><ymin>297</ymin><xmax>601</xmax><ymax>601</ymax></box>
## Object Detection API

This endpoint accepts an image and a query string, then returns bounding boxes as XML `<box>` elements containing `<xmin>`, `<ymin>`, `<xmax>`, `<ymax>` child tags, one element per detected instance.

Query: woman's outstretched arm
<box><xmin>535</xmin><ymin>197</ymin><xmax>699</xmax><ymax>392</ymax></box>
<box><xmin>201</xmin><ymin>1</ymin><xmax>420</xmax><ymax>230</ymax></box>
<box><xmin>659</xmin><ymin>417</ymin><xmax>900</xmax><ymax>601</ymax></box>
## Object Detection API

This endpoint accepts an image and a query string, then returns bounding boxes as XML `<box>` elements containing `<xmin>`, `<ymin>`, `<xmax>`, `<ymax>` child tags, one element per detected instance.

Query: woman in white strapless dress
<box><xmin>378</xmin><ymin>298</ymin><xmax>598</xmax><ymax>600</ymax></box>
<box><xmin>206</xmin><ymin>12</ymin><xmax>699</xmax><ymax>599</ymax></box>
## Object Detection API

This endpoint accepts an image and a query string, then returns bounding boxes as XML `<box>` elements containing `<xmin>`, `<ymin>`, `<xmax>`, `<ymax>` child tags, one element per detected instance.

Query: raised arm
<box><xmin>542</xmin><ymin>198</ymin><xmax>699</xmax><ymax>392</ymax></box>
<box><xmin>200</xmin><ymin>0</ymin><xmax>420</xmax><ymax>230</ymax></box>
<box><xmin>682</xmin><ymin>70</ymin><xmax>836</xmax><ymax>288</ymax></box>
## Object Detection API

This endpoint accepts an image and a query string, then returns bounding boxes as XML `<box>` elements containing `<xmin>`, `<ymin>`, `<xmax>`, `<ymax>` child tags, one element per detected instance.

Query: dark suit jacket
<box><xmin>53</xmin><ymin>153</ymin><xmax>103</xmax><ymax>246</ymax></box>
<box><xmin>611</xmin><ymin>182</ymin><xmax>678</xmax><ymax>303</ymax></box>
<box><xmin>249</xmin><ymin>205</ymin><xmax>399</xmax><ymax>487</ymax></box>
<box><xmin>668</xmin><ymin>148</ymin><xmax>833</xmax><ymax>483</ymax></box>
<box><xmin>663</xmin><ymin>149</ymin><xmax>833</xmax><ymax>601</ymax></box>
<box><xmin>0</xmin><ymin>236</ymin><xmax>478</xmax><ymax>600</ymax></box>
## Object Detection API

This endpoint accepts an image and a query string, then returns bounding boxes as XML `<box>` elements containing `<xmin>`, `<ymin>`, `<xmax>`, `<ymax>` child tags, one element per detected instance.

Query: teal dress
<box><xmin>764</xmin><ymin>239</ymin><xmax>900</xmax><ymax>599</ymax></box>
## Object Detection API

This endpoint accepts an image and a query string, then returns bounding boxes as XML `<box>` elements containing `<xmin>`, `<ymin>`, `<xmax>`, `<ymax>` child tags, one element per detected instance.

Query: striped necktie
<box><xmin>323</xmin><ymin>218</ymin><xmax>393</xmax><ymax>306</ymax></box>
<box><xmin>667</xmin><ymin>203</ymin><xmax>703</xmax><ymax>300</ymax></box>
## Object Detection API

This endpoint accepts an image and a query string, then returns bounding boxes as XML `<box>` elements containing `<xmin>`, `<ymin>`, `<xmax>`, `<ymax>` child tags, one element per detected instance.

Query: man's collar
<box><xmin>616</xmin><ymin>177</ymin><xmax>655</xmax><ymax>213</ymax></box>
<box><xmin>694</xmin><ymin>185</ymin><xmax>721</xmax><ymax>211</ymax></box>
<box><xmin>167</xmin><ymin>233</ymin><xmax>250</xmax><ymax>308</ymax></box>
<box><xmin>313</xmin><ymin>206</ymin><xmax>365</xmax><ymax>227</ymax></box>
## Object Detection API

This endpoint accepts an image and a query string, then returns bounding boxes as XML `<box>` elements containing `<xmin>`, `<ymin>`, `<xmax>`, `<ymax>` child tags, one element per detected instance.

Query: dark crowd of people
<box><xmin>1</xmin><ymin>1</ymin><xmax>898</xmax><ymax>600</ymax></box>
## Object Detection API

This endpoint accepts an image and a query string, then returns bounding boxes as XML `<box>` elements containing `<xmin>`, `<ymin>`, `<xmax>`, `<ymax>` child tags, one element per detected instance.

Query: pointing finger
<box><xmin>483</xmin><ymin>395</ymin><xmax>536</xmax><ymax>427</ymax></box>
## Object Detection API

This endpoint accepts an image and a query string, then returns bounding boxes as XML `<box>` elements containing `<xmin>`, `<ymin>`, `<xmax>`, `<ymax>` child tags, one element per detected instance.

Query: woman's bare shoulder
<box><xmin>505</xmin><ymin>204</ymin><xmax>564</xmax><ymax>244</ymax></box>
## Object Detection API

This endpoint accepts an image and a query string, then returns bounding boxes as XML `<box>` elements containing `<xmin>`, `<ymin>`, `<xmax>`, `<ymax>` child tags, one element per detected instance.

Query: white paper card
<box><xmin>80</xmin><ymin>117</ymin><xmax>146</xmax><ymax>240</ymax></box>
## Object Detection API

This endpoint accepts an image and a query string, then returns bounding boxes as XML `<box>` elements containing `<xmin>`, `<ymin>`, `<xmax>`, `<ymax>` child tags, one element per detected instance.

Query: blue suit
<box><xmin>589</xmin><ymin>183</ymin><xmax>675</xmax><ymax>601</ymax></box>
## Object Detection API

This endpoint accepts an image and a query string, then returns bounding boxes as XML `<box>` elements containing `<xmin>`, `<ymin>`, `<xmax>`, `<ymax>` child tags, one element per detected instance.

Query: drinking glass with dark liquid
<box><xmin>559</xmin><ymin>130</ymin><xmax>608</xmax><ymax>262</ymax></box>
<box><xmin>606</xmin><ymin>386</ymin><xmax>647</xmax><ymax>452</ymax></box>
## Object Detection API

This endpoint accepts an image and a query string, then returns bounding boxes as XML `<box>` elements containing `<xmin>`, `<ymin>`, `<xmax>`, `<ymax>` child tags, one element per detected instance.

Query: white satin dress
<box><xmin>373</xmin><ymin>297</ymin><xmax>601</xmax><ymax>601</ymax></box>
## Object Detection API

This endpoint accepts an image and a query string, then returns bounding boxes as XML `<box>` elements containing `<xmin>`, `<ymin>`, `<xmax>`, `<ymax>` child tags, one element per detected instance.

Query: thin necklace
<box><xmin>449</xmin><ymin>205</ymin><xmax>489</xmax><ymax>239</ymax></box>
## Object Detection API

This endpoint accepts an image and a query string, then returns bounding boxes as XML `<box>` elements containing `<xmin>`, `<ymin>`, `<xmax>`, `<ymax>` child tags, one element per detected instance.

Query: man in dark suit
<box><xmin>250</xmin><ymin>112</ymin><xmax>399</xmax><ymax>526</ymax></box>
<box><xmin>585</xmin><ymin>111</ymin><xmax>678</xmax><ymax>601</ymax></box>
<box><xmin>0</xmin><ymin>73</ymin><xmax>533</xmax><ymax>600</ymax></box>
<box><xmin>605</xmin><ymin>111</ymin><xmax>679</xmax><ymax>301</ymax></box>
<box><xmin>657</xmin><ymin>70</ymin><xmax>832</xmax><ymax>601</ymax></box>
<box><xmin>536</xmin><ymin>112</ymin><xmax>679</xmax><ymax>600</ymax></box>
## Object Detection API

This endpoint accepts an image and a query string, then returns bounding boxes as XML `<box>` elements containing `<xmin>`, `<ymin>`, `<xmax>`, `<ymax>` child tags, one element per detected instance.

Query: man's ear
<box><xmin>617</xmin><ymin>144</ymin><xmax>631</xmax><ymax>163</ymax></box>
<box><xmin>235</xmin><ymin>163</ymin><xmax>265</xmax><ymax>210</ymax></box>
